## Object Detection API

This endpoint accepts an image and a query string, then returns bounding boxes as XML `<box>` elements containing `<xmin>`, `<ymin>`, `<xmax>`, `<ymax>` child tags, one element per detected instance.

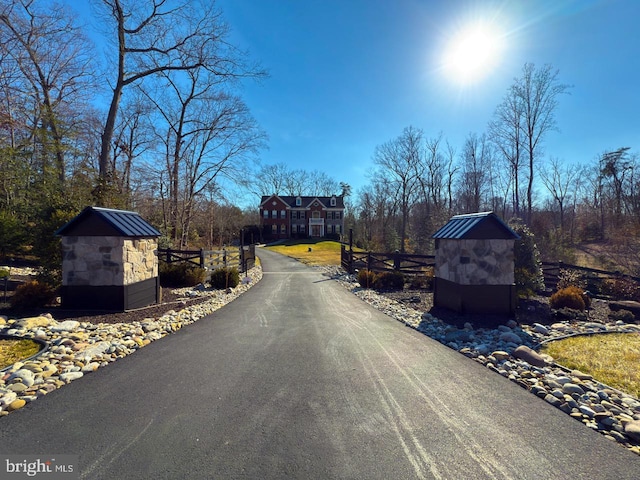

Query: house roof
<box><xmin>260</xmin><ymin>195</ymin><xmax>345</xmax><ymax>209</ymax></box>
<box><xmin>56</xmin><ymin>206</ymin><xmax>161</xmax><ymax>237</ymax></box>
<box><xmin>432</xmin><ymin>212</ymin><xmax>519</xmax><ymax>240</ymax></box>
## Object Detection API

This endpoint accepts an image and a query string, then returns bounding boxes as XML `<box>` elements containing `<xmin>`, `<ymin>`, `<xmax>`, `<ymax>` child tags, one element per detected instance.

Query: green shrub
<box><xmin>159</xmin><ymin>262</ymin><xmax>206</xmax><ymax>287</ymax></box>
<box><xmin>357</xmin><ymin>269</ymin><xmax>377</xmax><ymax>289</ymax></box>
<box><xmin>373</xmin><ymin>271</ymin><xmax>404</xmax><ymax>291</ymax></box>
<box><xmin>550</xmin><ymin>286</ymin><xmax>588</xmax><ymax>311</ymax></box>
<box><xmin>509</xmin><ymin>218</ymin><xmax>544</xmax><ymax>297</ymax></box>
<box><xmin>210</xmin><ymin>267</ymin><xmax>240</xmax><ymax>289</ymax></box>
<box><xmin>10</xmin><ymin>281</ymin><xmax>57</xmax><ymax>310</ymax></box>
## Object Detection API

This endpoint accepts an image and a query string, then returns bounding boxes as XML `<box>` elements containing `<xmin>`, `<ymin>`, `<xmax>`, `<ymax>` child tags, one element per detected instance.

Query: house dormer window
<box><xmin>330</xmin><ymin>196</ymin><xmax>336</xmax><ymax>206</ymax></box>
<box><xmin>296</xmin><ymin>196</ymin><xmax>301</xmax><ymax>206</ymax></box>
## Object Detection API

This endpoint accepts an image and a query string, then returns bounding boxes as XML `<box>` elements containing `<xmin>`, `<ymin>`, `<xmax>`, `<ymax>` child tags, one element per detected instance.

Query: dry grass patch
<box><xmin>265</xmin><ymin>241</ymin><xmax>342</xmax><ymax>266</ymax></box>
<box><xmin>540</xmin><ymin>333</ymin><xmax>640</xmax><ymax>398</ymax></box>
<box><xmin>0</xmin><ymin>338</ymin><xmax>42</xmax><ymax>370</ymax></box>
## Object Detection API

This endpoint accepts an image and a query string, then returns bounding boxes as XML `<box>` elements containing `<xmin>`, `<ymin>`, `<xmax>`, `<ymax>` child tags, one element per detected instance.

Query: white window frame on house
<box><xmin>330</xmin><ymin>196</ymin><xmax>336</xmax><ymax>206</ymax></box>
<box><xmin>280</xmin><ymin>224</ymin><xmax>286</xmax><ymax>234</ymax></box>
<box><xmin>271</xmin><ymin>210</ymin><xmax>277</xmax><ymax>218</ymax></box>
<box><xmin>296</xmin><ymin>196</ymin><xmax>302</xmax><ymax>206</ymax></box>
<box><xmin>263</xmin><ymin>210</ymin><xmax>268</xmax><ymax>219</ymax></box>
<box><xmin>271</xmin><ymin>224</ymin><xmax>277</xmax><ymax>234</ymax></box>
<box><xmin>280</xmin><ymin>210</ymin><xmax>286</xmax><ymax>219</ymax></box>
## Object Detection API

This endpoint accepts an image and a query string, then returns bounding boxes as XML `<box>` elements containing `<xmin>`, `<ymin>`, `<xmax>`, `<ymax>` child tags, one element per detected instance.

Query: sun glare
<box><xmin>442</xmin><ymin>23</ymin><xmax>504</xmax><ymax>85</ymax></box>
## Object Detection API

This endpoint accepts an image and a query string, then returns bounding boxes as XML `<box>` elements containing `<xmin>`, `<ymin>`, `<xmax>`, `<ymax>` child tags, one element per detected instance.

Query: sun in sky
<box><xmin>441</xmin><ymin>22</ymin><xmax>505</xmax><ymax>85</ymax></box>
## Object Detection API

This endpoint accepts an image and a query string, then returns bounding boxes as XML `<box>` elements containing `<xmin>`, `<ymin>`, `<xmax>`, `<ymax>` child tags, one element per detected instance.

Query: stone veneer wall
<box><xmin>435</xmin><ymin>238</ymin><xmax>515</xmax><ymax>285</ymax></box>
<box><xmin>61</xmin><ymin>236</ymin><xmax>158</xmax><ymax>287</ymax></box>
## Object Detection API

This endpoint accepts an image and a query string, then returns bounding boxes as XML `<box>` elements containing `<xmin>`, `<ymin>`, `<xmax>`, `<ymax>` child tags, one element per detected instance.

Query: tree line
<box><xmin>349</xmin><ymin>61</ymin><xmax>638</xmax><ymax>273</ymax></box>
<box><xmin>0</xmin><ymin>0</ymin><xmax>265</xmax><ymax>258</ymax></box>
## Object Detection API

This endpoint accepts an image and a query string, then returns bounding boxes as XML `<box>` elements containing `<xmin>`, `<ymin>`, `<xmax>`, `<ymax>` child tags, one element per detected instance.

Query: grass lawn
<box><xmin>0</xmin><ymin>338</ymin><xmax>42</xmax><ymax>370</ymax></box>
<box><xmin>264</xmin><ymin>240</ymin><xmax>342</xmax><ymax>266</ymax></box>
<box><xmin>540</xmin><ymin>333</ymin><xmax>640</xmax><ymax>398</ymax></box>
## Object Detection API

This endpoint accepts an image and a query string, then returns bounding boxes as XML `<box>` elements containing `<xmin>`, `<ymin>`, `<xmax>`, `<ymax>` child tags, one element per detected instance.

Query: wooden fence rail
<box><xmin>341</xmin><ymin>244</ymin><xmax>640</xmax><ymax>295</ymax></box>
<box><xmin>158</xmin><ymin>245</ymin><xmax>255</xmax><ymax>274</ymax></box>
<box><xmin>541</xmin><ymin>261</ymin><xmax>640</xmax><ymax>293</ymax></box>
<box><xmin>341</xmin><ymin>245</ymin><xmax>434</xmax><ymax>275</ymax></box>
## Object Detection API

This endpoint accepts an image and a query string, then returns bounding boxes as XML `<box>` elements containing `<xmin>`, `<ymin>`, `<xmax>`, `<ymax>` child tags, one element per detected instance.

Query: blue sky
<box><xmin>214</xmin><ymin>0</ymin><xmax>638</xmax><ymax>200</ymax></box>
<box><xmin>63</xmin><ymin>0</ymin><xmax>638</xmax><ymax>205</ymax></box>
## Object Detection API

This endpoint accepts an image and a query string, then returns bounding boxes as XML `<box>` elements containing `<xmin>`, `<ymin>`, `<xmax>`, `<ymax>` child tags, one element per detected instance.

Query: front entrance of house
<box><xmin>311</xmin><ymin>225</ymin><xmax>321</xmax><ymax>237</ymax></box>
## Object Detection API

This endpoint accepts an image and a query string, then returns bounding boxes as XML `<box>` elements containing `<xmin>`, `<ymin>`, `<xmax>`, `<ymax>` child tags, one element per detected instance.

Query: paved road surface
<box><xmin>1</xmin><ymin>249</ymin><xmax>639</xmax><ymax>479</ymax></box>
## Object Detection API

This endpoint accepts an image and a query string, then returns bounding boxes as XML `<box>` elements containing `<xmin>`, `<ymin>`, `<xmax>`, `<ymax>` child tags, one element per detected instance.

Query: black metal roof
<box><xmin>56</xmin><ymin>206</ymin><xmax>161</xmax><ymax>237</ymax></box>
<box><xmin>432</xmin><ymin>212</ymin><xmax>519</xmax><ymax>240</ymax></box>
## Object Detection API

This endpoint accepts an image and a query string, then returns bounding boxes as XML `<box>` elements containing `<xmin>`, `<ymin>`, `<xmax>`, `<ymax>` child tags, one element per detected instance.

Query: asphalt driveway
<box><xmin>0</xmin><ymin>248</ymin><xmax>639</xmax><ymax>479</ymax></box>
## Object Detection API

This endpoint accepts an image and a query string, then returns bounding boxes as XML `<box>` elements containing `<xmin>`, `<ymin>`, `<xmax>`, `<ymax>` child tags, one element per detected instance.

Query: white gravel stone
<box><xmin>50</xmin><ymin>320</ymin><xmax>81</xmax><ymax>332</ymax></box>
<box><xmin>0</xmin><ymin>265</ymin><xmax>263</xmax><ymax>415</ymax></box>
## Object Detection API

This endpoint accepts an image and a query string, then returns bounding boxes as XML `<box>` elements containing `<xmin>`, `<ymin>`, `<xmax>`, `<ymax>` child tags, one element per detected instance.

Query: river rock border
<box><xmin>321</xmin><ymin>266</ymin><xmax>640</xmax><ymax>456</ymax></box>
<box><xmin>0</xmin><ymin>265</ymin><xmax>262</xmax><ymax>417</ymax></box>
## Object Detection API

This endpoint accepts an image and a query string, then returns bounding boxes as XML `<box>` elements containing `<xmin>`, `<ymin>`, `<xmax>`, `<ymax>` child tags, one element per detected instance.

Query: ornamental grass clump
<box><xmin>10</xmin><ymin>280</ymin><xmax>57</xmax><ymax>310</ymax></box>
<box><xmin>357</xmin><ymin>269</ymin><xmax>378</xmax><ymax>289</ymax></box>
<box><xmin>550</xmin><ymin>285</ymin><xmax>590</xmax><ymax>311</ymax></box>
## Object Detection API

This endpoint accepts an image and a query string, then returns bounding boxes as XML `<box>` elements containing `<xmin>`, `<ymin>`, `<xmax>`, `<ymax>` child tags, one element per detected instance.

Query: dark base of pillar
<box><xmin>432</xmin><ymin>277</ymin><xmax>516</xmax><ymax>327</ymax></box>
<box><xmin>60</xmin><ymin>277</ymin><xmax>159</xmax><ymax>311</ymax></box>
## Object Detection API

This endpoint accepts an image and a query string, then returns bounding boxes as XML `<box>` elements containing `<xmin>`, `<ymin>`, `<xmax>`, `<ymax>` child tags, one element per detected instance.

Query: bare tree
<box><xmin>444</xmin><ymin>141</ymin><xmax>458</xmax><ymax>211</ymax></box>
<box><xmin>516</xmin><ymin>63</ymin><xmax>572</xmax><ymax>220</ymax></box>
<box><xmin>457</xmin><ymin>132</ymin><xmax>492</xmax><ymax>213</ymax></box>
<box><xmin>599</xmin><ymin>147</ymin><xmax>632</xmax><ymax>225</ymax></box>
<box><xmin>373</xmin><ymin>126</ymin><xmax>421</xmax><ymax>252</ymax></box>
<box><xmin>95</xmin><ymin>0</ymin><xmax>265</xmax><ymax>205</ymax></box>
<box><xmin>305</xmin><ymin>170</ymin><xmax>339</xmax><ymax>197</ymax></box>
<box><xmin>146</xmin><ymin>64</ymin><xmax>265</xmax><ymax>247</ymax></box>
<box><xmin>540</xmin><ymin>157</ymin><xmax>580</xmax><ymax>230</ymax></box>
<box><xmin>489</xmin><ymin>84</ymin><xmax>524</xmax><ymax>217</ymax></box>
<box><xmin>255</xmin><ymin>162</ymin><xmax>290</xmax><ymax>196</ymax></box>
<box><xmin>0</xmin><ymin>0</ymin><xmax>94</xmax><ymax>186</ymax></box>
<box><xmin>111</xmin><ymin>91</ymin><xmax>155</xmax><ymax>207</ymax></box>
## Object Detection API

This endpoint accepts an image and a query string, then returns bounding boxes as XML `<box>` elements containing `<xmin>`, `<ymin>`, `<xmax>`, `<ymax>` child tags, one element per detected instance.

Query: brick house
<box><xmin>259</xmin><ymin>194</ymin><xmax>345</xmax><ymax>241</ymax></box>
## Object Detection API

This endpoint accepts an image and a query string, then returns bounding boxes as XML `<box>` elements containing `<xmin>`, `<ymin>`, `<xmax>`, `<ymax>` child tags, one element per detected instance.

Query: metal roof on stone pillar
<box><xmin>432</xmin><ymin>211</ymin><xmax>519</xmax><ymax>240</ymax></box>
<box><xmin>55</xmin><ymin>206</ymin><xmax>161</xmax><ymax>237</ymax></box>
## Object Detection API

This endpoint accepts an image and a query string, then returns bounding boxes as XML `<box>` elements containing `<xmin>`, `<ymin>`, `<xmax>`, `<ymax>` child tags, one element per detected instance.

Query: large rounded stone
<box><xmin>513</xmin><ymin>345</ymin><xmax>547</xmax><ymax>367</ymax></box>
<box><xmin>7</xmin><ymin>399</ymin><xmax>26</xmax><ymax>411</ymax></box>
<box><xmin>624</xmin><ymin>420</ymin><xmax>640</xmax><ymax>442</ymax></box>
<box><xmin>16</xmin><ymin>315</ymin><xmax>55</xmax><ymax>329</ymax></box>
<box><xmin>8</xmin><ymin>369</ymin><xmax>35</xmax><ymax>387</ymax></box>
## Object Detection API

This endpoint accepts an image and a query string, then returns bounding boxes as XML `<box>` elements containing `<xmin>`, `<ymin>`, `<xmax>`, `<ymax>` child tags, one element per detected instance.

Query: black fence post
<box><xmin>240</xmin><ymin>228</ymin><xmax>245</xmax><ymax>274</ymax></box>
<box><xmin>200</xmin><ymin>249</ymin><xmax>205</xmax><ymax>269</ymax></box>
<box><xmin>393</xmin><ymin>250</ymin><xmax>401</xmax><ymax>271</ymax></box>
